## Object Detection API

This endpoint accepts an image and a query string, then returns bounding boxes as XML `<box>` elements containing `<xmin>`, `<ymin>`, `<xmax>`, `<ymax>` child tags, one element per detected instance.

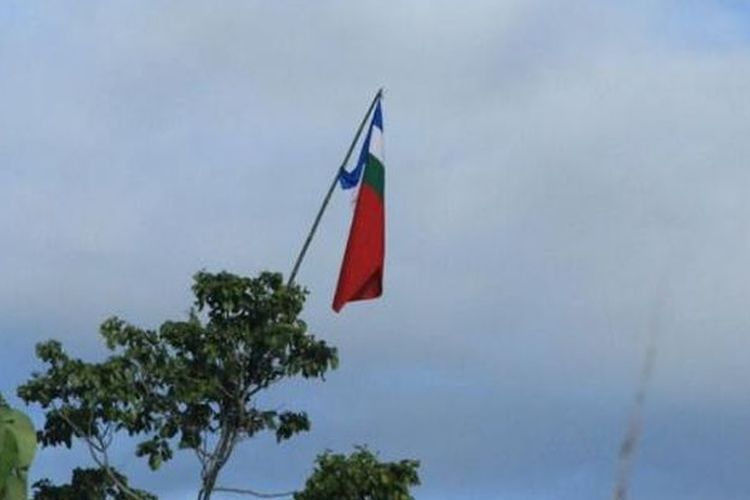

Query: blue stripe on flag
<box><xmin>372</xmin><ymin>100</ymin><xmax>383</xmax><ymax>131</ymax></box>
<box><xmin>339</xmin><ymin>100</ymin><xmax>382</xmax><ymax>190</ymax></box>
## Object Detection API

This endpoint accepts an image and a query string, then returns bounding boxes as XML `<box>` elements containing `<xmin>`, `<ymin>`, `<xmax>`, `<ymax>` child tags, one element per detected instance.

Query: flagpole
<box><xmin>287</xmin><ymin>88</ymin><xmax>383</xmax><ymax>287</ymax></box>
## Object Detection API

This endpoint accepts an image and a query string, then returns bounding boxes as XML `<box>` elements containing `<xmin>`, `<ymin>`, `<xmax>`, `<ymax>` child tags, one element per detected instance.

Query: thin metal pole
<box><xmin>287</xmin><ymin>88</ymin><xmax>383</xmax><ymax>287</ymax></box>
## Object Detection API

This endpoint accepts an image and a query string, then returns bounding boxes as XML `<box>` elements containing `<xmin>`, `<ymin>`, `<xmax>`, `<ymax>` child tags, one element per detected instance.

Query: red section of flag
<box><xmin>332</xmin><ymin>183</ymin><xmax>385</xmax><ymax>312</ymax></box>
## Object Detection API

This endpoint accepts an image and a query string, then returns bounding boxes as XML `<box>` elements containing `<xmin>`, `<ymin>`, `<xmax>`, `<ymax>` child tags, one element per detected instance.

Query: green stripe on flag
<box><xmin>362</xmin><ymin>154</ymin><xmax>385</xmax><ymax>198</ymax></box>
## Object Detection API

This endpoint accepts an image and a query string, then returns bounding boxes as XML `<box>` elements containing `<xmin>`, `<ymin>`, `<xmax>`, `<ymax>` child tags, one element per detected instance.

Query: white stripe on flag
<box><xmin>368</xmin><ymin>125</ymin><xmax>384</xmax><ymax>164</ymax></box>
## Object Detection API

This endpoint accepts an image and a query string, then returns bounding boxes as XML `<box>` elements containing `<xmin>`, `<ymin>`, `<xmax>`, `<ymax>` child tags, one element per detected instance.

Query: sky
<box><xmin>2</xmin><ymin>1</ymin><xmax>750</xmax><ymax>499</ymax></box>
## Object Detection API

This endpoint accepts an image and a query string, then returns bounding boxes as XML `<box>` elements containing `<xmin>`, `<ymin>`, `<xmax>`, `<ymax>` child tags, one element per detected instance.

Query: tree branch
<box><xmin>213</xmin><ymin>486</ymin><xmax>296</xmax><ymax>498</ymax></box>
<box><xmin>56</xmin><ymin>406</ymin><xmax>145</xmax><ymax>500</ymax></box>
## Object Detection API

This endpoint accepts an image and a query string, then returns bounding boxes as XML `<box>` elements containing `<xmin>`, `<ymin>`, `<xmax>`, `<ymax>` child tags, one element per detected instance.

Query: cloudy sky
<box><xmin>3</xmin><ymin>1</ymin><xmax>750</xmax><ymax>499</ymax></box>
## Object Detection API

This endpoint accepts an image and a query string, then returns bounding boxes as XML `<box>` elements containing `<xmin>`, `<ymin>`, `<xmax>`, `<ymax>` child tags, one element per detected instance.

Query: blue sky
<box><xmin>2</xmin><ymin>1</ymin><xmax>750</xmax><ymax>499</ymax></box>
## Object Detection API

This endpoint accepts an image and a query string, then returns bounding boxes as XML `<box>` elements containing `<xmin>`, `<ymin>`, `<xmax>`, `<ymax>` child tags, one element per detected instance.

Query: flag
<box><xmin>332</xmin><ymin>99</ymin><xmax>385</xmax><ymax>312</ymax></box>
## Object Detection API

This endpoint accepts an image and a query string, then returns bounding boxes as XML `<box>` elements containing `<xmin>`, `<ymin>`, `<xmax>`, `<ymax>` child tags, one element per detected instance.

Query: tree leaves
<box><xmin>16</xmin><ymin>270</ymin><xmax>420</xmax><ymax>499</ymax></box>
<box><xmin>1</xmin><ymin>410</ymin><xmax>36</xmax><ymax>469</ymax></box>
<box><xmin>296</xmin><ymin>447</ymin><xmax>420</xmax><ymax>500</ymax></box>
<box><xmin>0</xmin><ymin>403</ymin><xmax>37</xmax><ymax>500</ymax></box>
<box><xmin>33</xmin><ymin>467</ymin><xmax>156</xmax><ymax>500</ymax></box>
<box><xmin>0</xmin><ymin>428</ymin><xmax>19</xmax><ymax>494</ymax></box>
<box><xmin>3</xmin><ymin>476</ymin><xmax>25</xmax><ymax>500</ymax></box>
<box><xmin>18</xmin><ymin>271</ymin><xmax>338</xmax><ymax>498</ymax></box>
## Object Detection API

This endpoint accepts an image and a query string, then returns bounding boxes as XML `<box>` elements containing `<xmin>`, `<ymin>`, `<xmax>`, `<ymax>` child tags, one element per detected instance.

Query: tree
<box><xmin>295</xmin><ymin>447</ymin><xmax>420</xmax><ymax>500</ymax></box>
<box><xmin>33</xmin><ymin>467</ymin><xmax>156</xmax><ymax>500</ymax></box>
<box><xmin>18</xmin><ymin>271</ymin><xmax>338</xmax><ymax>499</ymax></box>
<box><xmin>0</xmin><ymin>393</ymin><xmax>37</xmax><ymax>500</ymax></box>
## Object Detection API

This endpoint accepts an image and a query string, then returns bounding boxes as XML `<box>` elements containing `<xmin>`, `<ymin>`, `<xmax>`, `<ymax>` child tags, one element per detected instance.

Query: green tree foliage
<box><xmin>295</xmin><ymin>447</ymin><xmax>420</xmax><ymax>500</ymax></box>
<box><xmin>33</xmin><ymin>468</ymin><xmax>156</xmax><ymax>500</ymax></box>
<box><xmin>18</xmin><ymin>271</ymin><xmax>338</xmax><ymax>499</ymax></box>
<box><xmin>0</xmin><ymin>394</ymin><xmax>37</xmax><ymax>500</ymax></box>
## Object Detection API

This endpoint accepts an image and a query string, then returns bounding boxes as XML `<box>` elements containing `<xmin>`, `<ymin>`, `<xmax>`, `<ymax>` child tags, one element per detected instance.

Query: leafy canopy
<box><xmin>18</xmin><ymin>271</ymin><xmax>338</xmax><ymax>498</ymax></box>
<box><xmin>295</xmin><ymin>447</ymin><xmax>420</xmax><ymax>500</ymax></box>
<box><xmin>33</xmin><ymin>468</ymin><xmax>156</xmax><ymax>500</ymax></box>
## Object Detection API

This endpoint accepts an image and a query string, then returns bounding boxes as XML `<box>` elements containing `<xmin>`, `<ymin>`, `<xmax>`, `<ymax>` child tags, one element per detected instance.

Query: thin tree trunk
<box><xmin>198</xmin><ymin>426</ymin><xmax>236</xmax><ymax>500</ymax></box>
